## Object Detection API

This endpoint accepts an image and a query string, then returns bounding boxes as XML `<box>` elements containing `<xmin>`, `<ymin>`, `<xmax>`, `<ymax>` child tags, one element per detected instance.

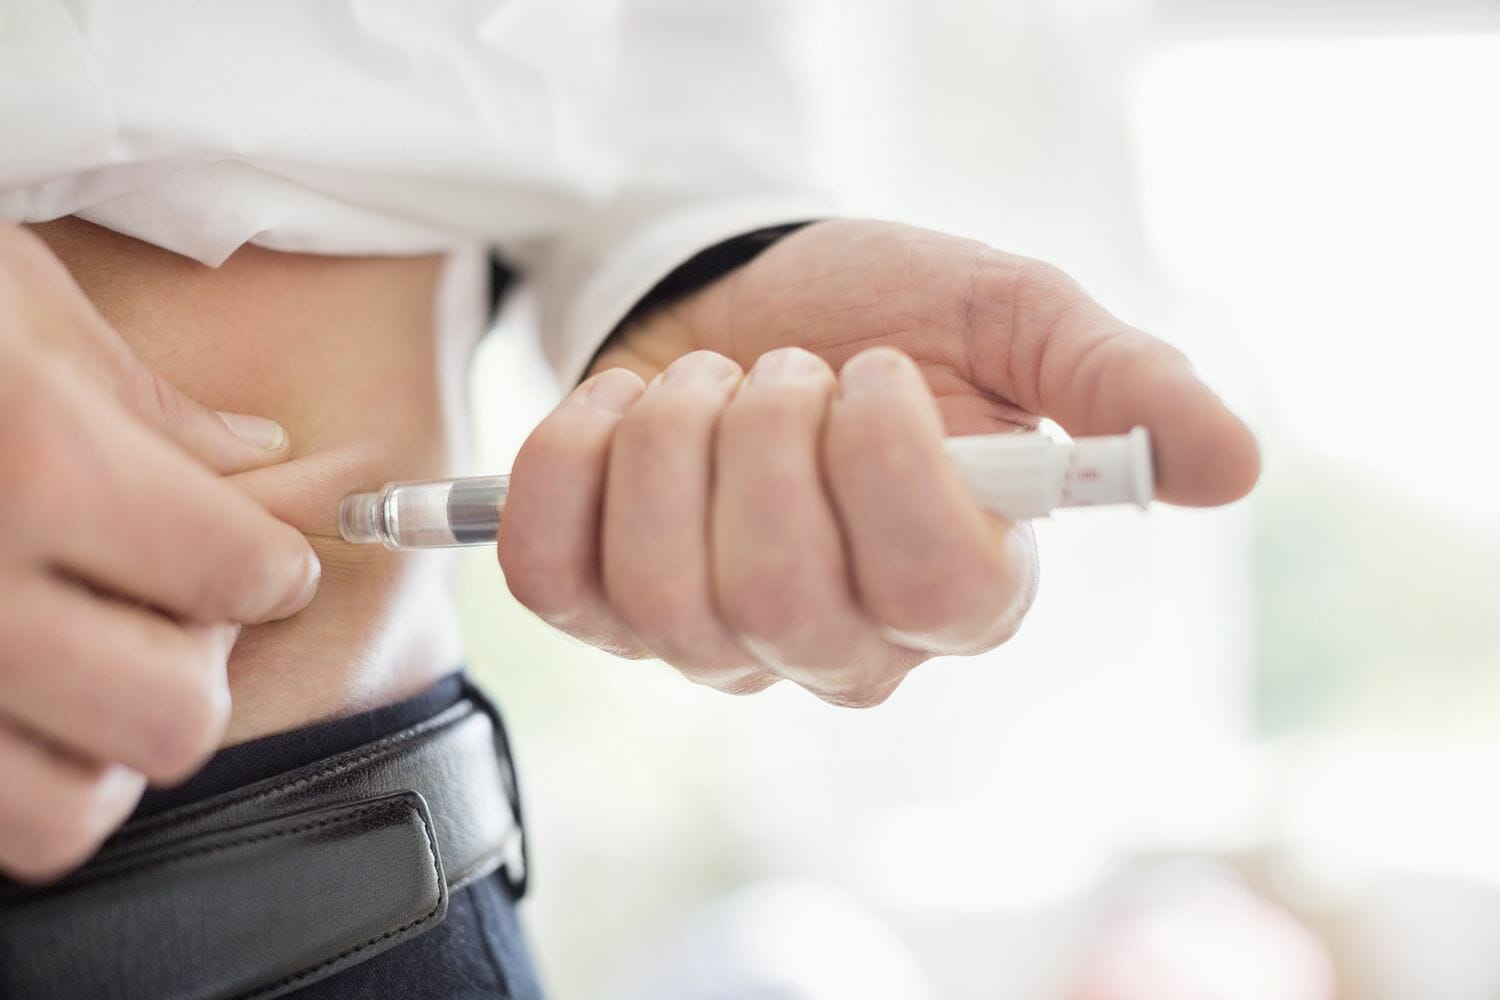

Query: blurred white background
<box><xmin>461</xmin><ymin>2</ymin><xmax>1500</xmax><ymax>997</ymax></box>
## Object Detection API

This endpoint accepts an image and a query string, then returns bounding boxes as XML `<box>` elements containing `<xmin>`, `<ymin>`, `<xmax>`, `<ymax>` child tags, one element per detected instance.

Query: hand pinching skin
<box><xmin>0</xmin><ymin>224</ymin><xmax>320</xmax><ymax>882</ymax></box>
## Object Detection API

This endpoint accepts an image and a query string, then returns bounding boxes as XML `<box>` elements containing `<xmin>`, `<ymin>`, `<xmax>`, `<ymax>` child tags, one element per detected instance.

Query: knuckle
<box><xmin>1150</xmin><ymin>336</ymin><xmax>1192</xmax><ymax>368</ymax></box>
<box><xmin>498</xmin><ymin>554</ymin><xmax>549</xmax><ymax>614</ymax></box>
<box><xmin>0</xmin><ymin>832</ymin><xmax>85</xmax><ymax>884</ymax></box>
<box><xmin>660</xmin><ymin>640</ymin><xmax>743</xmax><ymax>674</ymax></box>
<box><xmin>1103</xmin><ymin>328</ymin><xmax>1169</xmax><ymax>369</ymax></box>
<box><xmin>867</xmin><ymin>571</ymin><xmax>978</xmax><ymax>637</ymax></box>
<box><xmin>815</xmin><ymin>677</ymin><xmax>901</xmax><ymax>710</ymax></box>
<box><xmin>1013</xmin><ymin>257</ymin><xmax>1079</xmax><ymax>301</ymax></box>
<box><xmin>677</xmin><ymin>662</ymin><xmax>766</xmax><ymax>694</ymax></box>
<box><xmin>498</xmin><ymin>536</ymin><xmax>583</xmax><ymax>622</ymax></box>
<box><xmin>135</xmin><ymin>368</ymin><xmax>192</xmax><ymax>436</ymax></box>
<box><xmin>615</xmin><ymin>390</ymin><xmax>713</xmax><ymax>452</ymax></box>
<box><xmin>878</xmin><ymin>557</ymin><xmax>1033</xmax><ymax>654</ymax></box>
<box><xmin>198</xmin><ymin>531</ymin><xmax>293</xmax><ymax>620</ymax></box>
<box><xmin>985</xmin><ymin>608</ymin><xmax>1027</xmax><ymax>650</ymax></box>
<box><xmin>959</xmin><ymin>258</ymin><xmax>1022</xmax><ymax>326</ymax></box>
<box><xmin>0</xmin><ymin>405</ymin><xmax>88</xmax><ymax>534</ymax></box>
<box><xmin>609</xmin><ymin>646</ymin><xmax>654</xmax><ymax>661</ymax></box>
<box><xmin>607</xmin><ymin>581</ymin><xmax>742</xmax><ymax>673</ymax></box>
<box><xmin>515</xmin><ymin>415</ymin><xmax>591</xmax><ymax>477</ymax></box>
<box><xmin>7</xmin><ymin>780</ymin><xmax>125</xmax><ymax>882</ymax></box>
<box><xmin>722</xmin><ymin>672</ymin><xmax>778</xmax><ymax>696</ymax></box>
<box><xmin>616</xmin><ymin>599</ymin><xmax>693</xmax><ymax>658</ymax></box>
<box><xmin>195</xmin><ymin>556</ymin><xmax>264</xmax><ymax>620</ymax></box>
<box><xmin>603</xmin><ymin>570</ymin><xmax>680</xmax><ymax>638</ymax></box>
<box><xmin>720</xmin><ymin>573</ymin><xmax>828</xmax><ymax>656</ymax></box>
<box><xmin>982</xmin><ymin>561</ymin><xmax>1039</xmax><ymax>651</ymax></box>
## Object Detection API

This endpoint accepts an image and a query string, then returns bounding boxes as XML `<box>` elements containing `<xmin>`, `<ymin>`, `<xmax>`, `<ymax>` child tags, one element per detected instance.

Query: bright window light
<box><xmin>1132</xmin><ymin>35</ymin><xmax>1500</xmax><ymax>528</ymax></box>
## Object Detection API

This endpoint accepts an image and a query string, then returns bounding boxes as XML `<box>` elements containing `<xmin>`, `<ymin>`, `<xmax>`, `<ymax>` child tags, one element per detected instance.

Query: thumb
<box><xmin>961</xmin><ymin>258</ymin><xmax>1261</xmax><ymax>507</ymax></box>
<box><xmin>73</xmin><ymin>297</ymin><xmax>292</xmax><ymax>475</ymax></box>
<box><xmin>117</xmin><ymin>363</ymin><xmax>293</xmax><ymax>475</ymax></box>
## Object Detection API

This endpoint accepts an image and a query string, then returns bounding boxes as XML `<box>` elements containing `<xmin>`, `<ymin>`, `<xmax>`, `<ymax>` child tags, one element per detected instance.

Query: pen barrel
<box><xmin>340</xmin><ymin>475</ymin><xmax>509</xmax><ymax>549</ymax></box>
<box><xmin>942</xmin><ymin>434</ymin><xmax>1059</xmax><ymax>519</ymax></box>
<box><xmin>338</xmin><ymin>429</ymin><xmax>1153</xmax><ymax>549</ymax></box>
<box><xmin>446</xmin><ymin>476</ymin><xmax>509</xmax><ymax>544</ymax></box>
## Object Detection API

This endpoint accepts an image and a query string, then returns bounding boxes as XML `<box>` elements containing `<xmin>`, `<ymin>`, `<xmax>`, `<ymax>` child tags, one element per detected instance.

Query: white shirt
<box><xmin>0</xmin><ymin>0</ymin><xmax>827</xmax><ymax>383</ymax></box>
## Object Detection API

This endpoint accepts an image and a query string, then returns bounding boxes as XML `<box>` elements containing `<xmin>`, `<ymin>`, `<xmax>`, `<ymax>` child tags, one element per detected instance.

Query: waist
<box><xmin>27</xmin><ymin>218</ymin><xmax>490</xmax><ymax>744</ymax></box>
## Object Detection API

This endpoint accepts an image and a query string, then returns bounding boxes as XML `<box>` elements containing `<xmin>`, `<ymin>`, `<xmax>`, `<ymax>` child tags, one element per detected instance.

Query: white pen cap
<box><xmin>941</xmin><ymin>426</ymin><xmax>1153</xmax><ymax>519</ymax></box>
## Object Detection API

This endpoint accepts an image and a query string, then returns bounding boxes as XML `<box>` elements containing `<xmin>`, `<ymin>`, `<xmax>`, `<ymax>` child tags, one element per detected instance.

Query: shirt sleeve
<box><xmin>498</xmin><ymin>0</ymin><xmax>833</xmax><ymax>386</ymax></box>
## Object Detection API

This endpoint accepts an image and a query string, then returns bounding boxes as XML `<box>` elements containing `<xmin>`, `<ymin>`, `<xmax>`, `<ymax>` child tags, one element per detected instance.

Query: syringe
<box><xmin>338</xmin><ymin>427</ymin><xmax>1154</xmax><ymax>551</ymax></box>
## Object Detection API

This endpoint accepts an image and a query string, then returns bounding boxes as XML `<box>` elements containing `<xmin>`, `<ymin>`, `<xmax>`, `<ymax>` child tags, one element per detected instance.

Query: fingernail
<box><xmin>218</xmin><ymin>411</ymin><xmax>286</xmax><ymax>452</ymax></box>
<box><xmin>839</xmin><ymin>348</ymin><xmax>910</xmax><ymax>398</ymax></box>
<box><xmin>749</xmin><ymin>347</ymin><xmax>827</xmax><ymax>385</ymax></box>
<box><xmin>660</xmin><ymin>351</ymin><xmax>740</xmax><ymax>387</ymax></box>
<box><xmin>581</xmin><ymin>368</ymin><xmax>645</xmax><ymax>414</ymax></box>
<box><xmin>279</xmin><ymin>550</ymin><xmax>322</xmax><ymax>616</ymax></box>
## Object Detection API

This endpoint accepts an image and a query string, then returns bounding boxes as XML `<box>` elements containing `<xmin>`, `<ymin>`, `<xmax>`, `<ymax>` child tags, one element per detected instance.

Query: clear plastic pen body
<box><xmin>338</xmin><ymin>428</ymin><xmax>1153</xmax><ymax>551</ymax></box>
<box><xmin>339</xmin><ymin>475</ymin><xmax>510</xmax><ymax>550</ymax></box>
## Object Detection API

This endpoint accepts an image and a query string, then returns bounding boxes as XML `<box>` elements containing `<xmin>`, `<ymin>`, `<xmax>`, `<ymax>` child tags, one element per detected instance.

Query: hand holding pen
<box><xmin>351</xmin><ymin>220</ymin><xmax>1257</xmax><ymax>709</ymax></box>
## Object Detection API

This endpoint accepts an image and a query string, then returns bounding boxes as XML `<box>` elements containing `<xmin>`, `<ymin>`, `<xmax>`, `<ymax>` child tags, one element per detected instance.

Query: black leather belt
<box><xmin>0</xmin><ymin>696</ymin><xmax>525</xmax><ymax>1000</ymax></box>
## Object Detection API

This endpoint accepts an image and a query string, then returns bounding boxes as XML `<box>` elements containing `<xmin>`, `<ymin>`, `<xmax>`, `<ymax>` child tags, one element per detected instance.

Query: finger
<box><xmin>0</xmin><ymin>570</ymin><xmax>234</xmax><ymax>783</ymax></box>
<box><xmin>601</xmin><ymin>351</ymin><xmax>763</xmax><ymax>689</ymax></box>
<box><xmin>0</xmin><ymin>725</ymin><xmax>145</xmax><ymax>884</ymax></box>
<box><xmin>498</xmin><ymin>368</ymin><xmax>648</xmax><ymax>656</ymax></box>
<box><xmin>713</xmin><ymin>348</ymin><xmax>920</xmax><ymax>706</ymax></box>
<box><xmin>107</xmin><ymin>344</ymin><xmax>294</xmax><ymax>475</ymax></box>
<box><xmin>0</xmin><ymin>362</ymin><xmax>320</xmax><ymax>624</ymax></box>
<box><xmin>827</xmin><ymin>347</ymin><xmax>1040</xmax><ymax>654</ymax></box>
<box><xmin>8</xmin><ymin>224</ymin><xmax>291</xmax><ymax>475</ymax></box>
<box><xmin>963</xmin><ymin>256</ymin><xmax>1260</xmax><ymax>506</ymax></box>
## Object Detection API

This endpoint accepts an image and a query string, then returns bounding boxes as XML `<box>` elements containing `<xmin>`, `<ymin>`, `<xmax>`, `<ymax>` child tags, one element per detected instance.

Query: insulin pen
<box><xmin>338</xmin><ymin>427</ymin><xmax>1154</xmax><ymax>551</ymax></box>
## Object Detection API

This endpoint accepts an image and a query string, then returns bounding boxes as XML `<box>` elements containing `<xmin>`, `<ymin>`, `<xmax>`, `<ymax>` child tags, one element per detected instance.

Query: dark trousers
<box><xmin>286</xmin><ymin>867</ymin><xmax>542</xmax><ymax>998</ymax></box>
